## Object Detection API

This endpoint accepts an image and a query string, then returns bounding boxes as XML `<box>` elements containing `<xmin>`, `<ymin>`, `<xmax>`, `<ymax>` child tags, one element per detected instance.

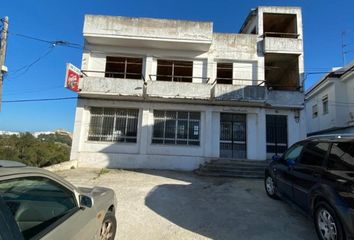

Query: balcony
<box><xmin>78</xmin><ymin>75</ymin><xmax>303</xmax><ymax>108</ymax></box>
<box><xmin>211</xmin><ymin>79</ymin><xmax>266</xmax><ymax>102</ymax></box>
<box><xmin>79</xmin><ymin>76</ymin><xmax>144</xmax><ymax>98</ymax></box>
<box><xmin>263</xmin><ymin>33</ymin><xmax>303</xmax><ymax>54</ymax></box>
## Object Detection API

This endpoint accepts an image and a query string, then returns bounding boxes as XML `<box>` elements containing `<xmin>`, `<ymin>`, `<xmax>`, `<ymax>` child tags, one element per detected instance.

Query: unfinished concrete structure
<box><xmin>70</xmin><ymin>6</ymin><xmax>306</xmax><ymax>170</ymax></box>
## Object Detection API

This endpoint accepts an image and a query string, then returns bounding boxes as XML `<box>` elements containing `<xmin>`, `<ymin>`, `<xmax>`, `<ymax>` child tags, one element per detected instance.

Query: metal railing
<box><xmin>149</xmin><ymin>74</ymin><xmax>209</xmax><ymax>83</ymax></box>
<box><xmin>81</xmin><ymin>70</ymin><xmax>145</xmax><ymax>81</ymax></box>
<box><xmin>263</xmin><ymin>32</ymin><xmax>299</xmax><ymax>39</ymax></box>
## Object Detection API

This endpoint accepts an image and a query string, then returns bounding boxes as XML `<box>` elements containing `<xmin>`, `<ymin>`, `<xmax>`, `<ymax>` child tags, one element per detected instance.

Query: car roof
<box><xmin>0</xmin><ymin>162</ymin><xmax>77</xmax><ymax>192</ymax></box>
<box><xmin>306</xmin><ymin>134</ymin><xmax>354</xmax><ymax>143</ymax></box>
<box><xmin>0</xmin><ymin>160</ymin><xmax>27</xmax><ymax>168</ymax></box>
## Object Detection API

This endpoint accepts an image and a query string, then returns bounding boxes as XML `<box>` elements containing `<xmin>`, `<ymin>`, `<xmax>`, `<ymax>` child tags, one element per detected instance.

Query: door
<box><xmin>292</xmin><ymin>142</ymin><xmax>329</xmax><ymax>211</ymax></box>
<box><xmin>220</xmin><ymin>113</ymin><xmax>246</xmax><ymax>159</ymax></box>
<box><xmin>274</xmin><ymin>143</ymin><xmax>304</xmax><ymax>198</ymax></box>
<box><xmin>266</xmin><ymin>115</ymin><xmax>288</xmax><ymax>159</ymax></box>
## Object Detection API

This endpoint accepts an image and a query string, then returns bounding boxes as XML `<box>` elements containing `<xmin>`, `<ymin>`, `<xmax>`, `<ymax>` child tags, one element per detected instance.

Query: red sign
<box><xmin>65</xmin><ymin>63</ymin><xmax>81</xmax><ymax>92</ymax></box>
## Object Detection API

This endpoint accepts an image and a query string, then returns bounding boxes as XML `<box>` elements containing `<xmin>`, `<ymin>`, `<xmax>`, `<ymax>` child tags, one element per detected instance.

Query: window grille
<box><xmin>152</xmin><ymin>110</ymin><xmax>200</xmax><ymax>145</ymax></box>
<box><xmin>88</xmin><ymin>107</ymin><xmax>139</xmax><ymax>143</ymax></box>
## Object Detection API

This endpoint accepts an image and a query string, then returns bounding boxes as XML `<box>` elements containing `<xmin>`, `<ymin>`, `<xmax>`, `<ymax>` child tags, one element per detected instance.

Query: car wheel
<box><xmin>314</xmin><ymin>201</ymin><xmax>344</xmax><ymax>240</ymax></box>
<box><xmin>100</xmin><ymin>212</ymin><xmax>117</xmax><ymax>240</ymax></box>
<box><xmin>264</xmin><ymin>174</ymin><xmax>279</xmax><ymax>199</ymax></box>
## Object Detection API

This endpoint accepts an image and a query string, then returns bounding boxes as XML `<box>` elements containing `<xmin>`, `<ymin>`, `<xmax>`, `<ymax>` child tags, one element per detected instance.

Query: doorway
<box><xmin>220</xmin><ymin>113</ymin><xmax>247</xmax><ymax>159</ymax></box>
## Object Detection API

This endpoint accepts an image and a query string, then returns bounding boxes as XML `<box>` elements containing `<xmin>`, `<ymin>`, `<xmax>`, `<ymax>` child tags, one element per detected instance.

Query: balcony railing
<box><xmin>78</xmin><ymin>70</ymin><xmax>303</xmax><ymax>107</ymax></box>
<box><xmin>263</xmin><ymin>32</ymin><xmax>299</xmax><ymax>39</ymax></box>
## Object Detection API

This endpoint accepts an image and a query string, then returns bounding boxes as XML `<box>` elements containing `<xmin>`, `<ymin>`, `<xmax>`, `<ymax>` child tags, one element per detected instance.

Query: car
<box><xmin>0</xmin><ymin>160</ymin><xmax>117</xmax><ymax>240</ymax></box>
<box><xmin>264</xmin><ymin>134</ymin><xmax>354</xmax><ymax>240</ymax></box>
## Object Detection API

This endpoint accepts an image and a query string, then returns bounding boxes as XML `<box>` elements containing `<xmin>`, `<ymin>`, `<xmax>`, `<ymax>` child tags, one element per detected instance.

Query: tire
<box><xmin>314</xmin><ymin>201</ymin><xmax>344</xmax><ymax>240</ymax></box>
<box><xmin>264</xmin><ymin>174</ymin><xmax>279</xmax><ymax>199</ymax></box>
<box><xmin>100</xmin><ymin>212</ymin><xmax>117</xmax><ymax>240</ymax></box>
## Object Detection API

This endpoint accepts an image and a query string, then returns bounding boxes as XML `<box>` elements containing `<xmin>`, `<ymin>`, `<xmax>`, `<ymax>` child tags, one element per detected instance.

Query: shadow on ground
<box><xmin>142</xmin><ymin>170</ymin><xmax>316</xmax><ymax>240</ymax></box>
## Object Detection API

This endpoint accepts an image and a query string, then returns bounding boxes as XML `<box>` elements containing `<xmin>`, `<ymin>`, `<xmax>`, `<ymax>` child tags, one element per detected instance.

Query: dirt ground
<box><xmin>56</xmin><ymin>168</ymin><xmax>317</xmax><ymax>240</ymax></box>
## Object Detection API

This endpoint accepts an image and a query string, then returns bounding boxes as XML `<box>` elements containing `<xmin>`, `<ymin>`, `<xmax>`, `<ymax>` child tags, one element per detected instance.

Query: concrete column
<box><xmin>204</xmin><ymin>110</ymin><xmax>213</xmax><ymax>157</ymax></box>
<box><xmin>139</xmin><ymin>108</ymin><xmax>150</xmax><ymax>155</ymax></box>
<box><xmin>144</xmin><ymin>56</ymin><xmax>153</xmax><ymax>81</ymax></box>
<box><xmin>247</xmin><ymin>113</ymin><xmax>258</xmax><ymax>160</ymax></box>
<box><xmin>257</xmin><ymin>109</ymin><xmax>267</xmax><ymax>160</ymax></box>
<box><xmin>211</xmin><ymin>112</ymin><xmax>220</xmax><ymax>158</ymax></box>
<box><xmin>70</xmin><ymin>99</ymin><xmax>86</xmax><ymax>161</ymax></box>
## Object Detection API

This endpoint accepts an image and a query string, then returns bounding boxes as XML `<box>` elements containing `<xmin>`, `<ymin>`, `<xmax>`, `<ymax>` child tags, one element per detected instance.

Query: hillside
<box><xmin>0</xmin><ymin>132</ymin><xmax>71</xmax><ymax>167</ymax></box>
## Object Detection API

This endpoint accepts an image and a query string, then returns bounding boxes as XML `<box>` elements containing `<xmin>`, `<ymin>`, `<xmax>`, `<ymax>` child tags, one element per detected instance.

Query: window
<box><xmin>0</xmin><ymin>177</ymin><xmax>77</xmax><ymax>240</ymax></box>
<box><xmin>328</xmin><ymin>142</ymin><xmax>354</xmax><ymax>171</ymax></box>
<box><xmin>284</xmin><ymin>144</ymin><xmax>304</xmax><ymax>163</ymax></box>
<box><xmin>299</xmin><ymin>142</ymin><xmax>329</xmax><ymax>166</ymax></box>
<box><xmin>156</xmin><ymin>60</ymin><xmax>193</xmax><ymax>82</ymax></box>
<box><xmin>322</xmin><ymin>95</ymin><xmax>328</xmax><ymax>115</ymax></box>
<box><xmin>105</xmin><ymin>56</ymin><xmax>143</xmax><ymax>79</ymax></box>
<box><xmin>216</xmin><ymin>63</ymin><xmax>233</xmax><ymax>84</ymax></box>
<box><xmin>312</xmin><ymin>104</ymin><xmax>318</xmax><ymax>118</ymax></box>
<box><xmin>152</xmin><ymin>110</ymin><xmax>200</xmax><ymax>145</ymax></box>
<box><xmin>88</xmin><ymin>107</ymin><xmax>139</xmax><ymax>143</ymax></box>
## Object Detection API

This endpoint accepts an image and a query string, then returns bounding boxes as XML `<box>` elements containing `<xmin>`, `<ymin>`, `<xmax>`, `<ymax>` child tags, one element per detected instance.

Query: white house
<box><xmin>70</xmin><ymin>6</ymin><xmax>306</xmax><ymax>170</ymax></box>
<box><xmin>305</xmin><ymin>61</ymin><xmax>354</xmax><ymax>136</ymax></box>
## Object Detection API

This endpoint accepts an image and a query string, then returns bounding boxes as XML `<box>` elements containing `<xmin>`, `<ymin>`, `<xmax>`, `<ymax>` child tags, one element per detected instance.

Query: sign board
<box><xmin>65</xmin><ymin>63</ymin><xmax>81</xmax><ymax>92</ymax></box>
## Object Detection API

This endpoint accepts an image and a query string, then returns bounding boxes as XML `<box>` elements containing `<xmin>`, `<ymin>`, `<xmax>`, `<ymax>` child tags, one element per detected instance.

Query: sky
<box><xmin>0</xmin><ymin>0</ymin><xmax>354</xmax><ymax>132</ymax></box>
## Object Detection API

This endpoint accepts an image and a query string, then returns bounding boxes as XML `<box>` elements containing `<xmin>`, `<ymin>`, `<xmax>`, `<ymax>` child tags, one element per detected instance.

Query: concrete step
<box><xmin>195</xmin><ymin>170</ymin><xmax>263</xmax><ymax>179</ymax></box>
<box><xmin>195</xmin><ymin>158</ymin><xmax>268</xmax><ymax>179</ymax></box>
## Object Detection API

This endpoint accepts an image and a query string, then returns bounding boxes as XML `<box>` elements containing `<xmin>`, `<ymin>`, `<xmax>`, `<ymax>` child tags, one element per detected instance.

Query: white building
<box><xmin>305</xmin><ymin>61</ymin><xmax>354</xmax><ymax>136</ymax></box>
<box><xmin>70</xmin><ymin>6</ymin><xmax>306</xmax><ymax>170</ymax></box>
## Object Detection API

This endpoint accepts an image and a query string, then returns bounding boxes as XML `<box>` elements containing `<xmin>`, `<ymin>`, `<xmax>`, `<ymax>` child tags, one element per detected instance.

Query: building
<box><xmin>70</xmin><ymin>6</ymin><xmax>306</xmax><ymax>170</ymax></box>
<box><xmin>305</xmin><ymin>61</ymin><xmax>354</xmax><ymax>136</ymax></box>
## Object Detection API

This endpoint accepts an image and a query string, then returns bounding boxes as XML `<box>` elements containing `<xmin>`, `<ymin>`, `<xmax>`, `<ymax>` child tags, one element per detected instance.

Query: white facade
<box><xmin>70</xmin><ymin>6</ymin><xmax>306</xmax><ymax>170</ymax></box>
<box><xmin>305</xmin><ymin>61</ymin><xmax>354</xmax><ymax>136</ymax></box>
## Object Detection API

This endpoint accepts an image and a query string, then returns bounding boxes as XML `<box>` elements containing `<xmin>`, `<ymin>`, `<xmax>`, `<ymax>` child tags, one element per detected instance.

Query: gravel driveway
<box><xmin>56</xmin><ymin>168</ymin><xmax>317</xmax><ymax>240</ymax></box>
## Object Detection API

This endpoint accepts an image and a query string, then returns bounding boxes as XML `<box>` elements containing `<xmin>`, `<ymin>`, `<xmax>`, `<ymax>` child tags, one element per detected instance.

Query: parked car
<box><xmin>264</xmin><ymin>135</ymin><xmax>354</xmax><ymax>240</ymax></box>
<box><xmin>0</xmin><ymin>160</ymin><xmax>117</xmax><ymax>240</ymax></box>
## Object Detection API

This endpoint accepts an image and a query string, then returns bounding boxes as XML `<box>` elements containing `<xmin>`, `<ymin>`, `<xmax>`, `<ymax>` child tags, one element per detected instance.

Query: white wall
<box><xmin>70</xmin><ymin>99</ymin><xmax>305</xmax><ymax>169</ymax></box>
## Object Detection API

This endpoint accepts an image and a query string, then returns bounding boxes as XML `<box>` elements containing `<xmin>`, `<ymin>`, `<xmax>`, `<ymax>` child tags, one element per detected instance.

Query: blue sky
<box><xmin>0</xmin><ymin>0</ymin><xmax>354</xmax><ymax>132</ymax></box>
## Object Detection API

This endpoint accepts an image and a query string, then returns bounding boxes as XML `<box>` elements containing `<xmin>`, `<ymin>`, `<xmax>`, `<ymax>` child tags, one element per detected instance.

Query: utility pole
<box><xmin>0</xmin><ymin>16</ymin><xmax>9</xmax><ymax>111</ymax></box>
<box><xmin>341</xmin><ymin>31</ymin><xmax>346</xmax><ymax>66</ymax></box>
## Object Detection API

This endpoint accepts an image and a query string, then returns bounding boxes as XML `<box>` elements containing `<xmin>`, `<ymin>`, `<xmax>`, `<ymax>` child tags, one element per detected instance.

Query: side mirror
<box><xmin>287</xmin><ymin>158</ymin><xmax>296</xmax><ymax>167</ymax></box>
<box><xmin>79</xmin><ymin>195</ymin><xmax>93</xmax><ymax>208</ymax></box>
<box><xmin>272</xmin><ymin>155</ymin><xmax>282</xmax><ymax>161</ymax></box>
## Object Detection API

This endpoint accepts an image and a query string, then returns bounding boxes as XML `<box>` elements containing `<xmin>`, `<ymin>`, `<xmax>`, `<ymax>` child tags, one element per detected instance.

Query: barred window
<box><xmin>152</xmin><ymin>110</ymin><xmax>200</xmax><ymax>145</ymax></box>
<box><xmin>88</xmin><ymin>107</ymin><xmax>139</xmax><ymax>143</ymax></box>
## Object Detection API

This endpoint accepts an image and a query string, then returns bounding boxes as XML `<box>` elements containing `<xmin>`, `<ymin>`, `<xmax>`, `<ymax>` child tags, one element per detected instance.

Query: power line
<box><xmin>2</xmin><ymin>96</ymin><xmax>77</xmax><ymax>103</ymax></box>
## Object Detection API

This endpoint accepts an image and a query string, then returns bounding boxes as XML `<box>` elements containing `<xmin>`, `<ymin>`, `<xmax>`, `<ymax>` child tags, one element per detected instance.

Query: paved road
<box><xmin>56</xmin><ymin>168</ymin><xmax>317</xmax><ymax>240</ymax></box>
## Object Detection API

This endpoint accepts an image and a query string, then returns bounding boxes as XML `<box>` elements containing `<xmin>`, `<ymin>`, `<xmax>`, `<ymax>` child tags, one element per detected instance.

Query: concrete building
<box><xmin>305</xmin><ymin>61</ymin><xmax>354</xmax><ymax>136</ymax></box>
<box><xmin>70</xmin><ymin>6</ymin><xmax>306</xmax><ymax>170</ymax></box>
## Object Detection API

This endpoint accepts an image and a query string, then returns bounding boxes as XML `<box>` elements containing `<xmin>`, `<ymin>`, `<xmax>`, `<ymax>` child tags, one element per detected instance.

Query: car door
<box><xmin>0</xmin><ymin>176</ymin><xmax>100</xmax><ymax>240</ymax></box>
<box><xmin>274</xmin><ymin>143</ymin><xmax>305</xmax><ymax>199</ymax></box>
<box><xmin>291</xmin><ymin>141</ymin><xmax>330</xmax><ymax>211</ymax></box>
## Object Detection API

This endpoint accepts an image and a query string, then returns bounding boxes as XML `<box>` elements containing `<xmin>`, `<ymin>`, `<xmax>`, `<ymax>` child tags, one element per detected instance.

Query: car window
<box><xmin>299</xmin><ymin>142</ymin><xmax>330</xmax><ymax>166</ymax></box>
<box><xmin>283</xmin><ymin>144</ymin><xmax>304</xmax><ymax>163</ymax></box>
<box><xmin>328</xmin><ymin>142</ymin><xmax>354</xmax><ymax>171</ymax></box>
<box><xmin>0</xmin><ymin>177</ymin><xmax>77</xmax><ymax>240</ymax></box>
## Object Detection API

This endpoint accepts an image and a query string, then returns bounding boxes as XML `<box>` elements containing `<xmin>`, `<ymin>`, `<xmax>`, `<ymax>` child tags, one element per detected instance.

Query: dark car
<box><xmin>264</xmin><ymin>135</ymin><xmax>354</xmax><ymax>240</ymax></box>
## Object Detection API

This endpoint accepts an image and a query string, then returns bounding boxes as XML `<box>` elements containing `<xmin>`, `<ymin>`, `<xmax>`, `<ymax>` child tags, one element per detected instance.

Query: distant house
<box><xmin>305</xmin><ymin>61</ymin><xmax>354</xmax><ymax>136</ymax></box>
<box><xmin>70</xmin><ymin>6</ymin><xmax>306</xmax><ymax>170</ymax></box>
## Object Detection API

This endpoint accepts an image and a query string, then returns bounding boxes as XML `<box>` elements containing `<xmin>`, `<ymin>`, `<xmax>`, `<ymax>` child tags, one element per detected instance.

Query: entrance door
<box><xmin>266</xmin><ymin>115</ymin><xmax>288</xmax><ymax>158</ymax></box>
<box><xmin>220</xmin><ymin>113</ymin><xmax>247</xmax><ymax>159</ymax></box>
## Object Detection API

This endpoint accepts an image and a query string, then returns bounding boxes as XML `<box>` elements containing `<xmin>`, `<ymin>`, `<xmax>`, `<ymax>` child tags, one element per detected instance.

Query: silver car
<box><xmin>0</xmin><ymin>160</ymin><xmax>117</xmax><ymax>240</ymax></box>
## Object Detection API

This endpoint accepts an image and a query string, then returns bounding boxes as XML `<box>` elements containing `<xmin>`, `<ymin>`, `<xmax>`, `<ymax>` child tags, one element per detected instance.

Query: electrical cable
<box><xmin>2</xmin><ymin>97</ymin><xmax>77</xmax><ymax>103</ymax></box>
